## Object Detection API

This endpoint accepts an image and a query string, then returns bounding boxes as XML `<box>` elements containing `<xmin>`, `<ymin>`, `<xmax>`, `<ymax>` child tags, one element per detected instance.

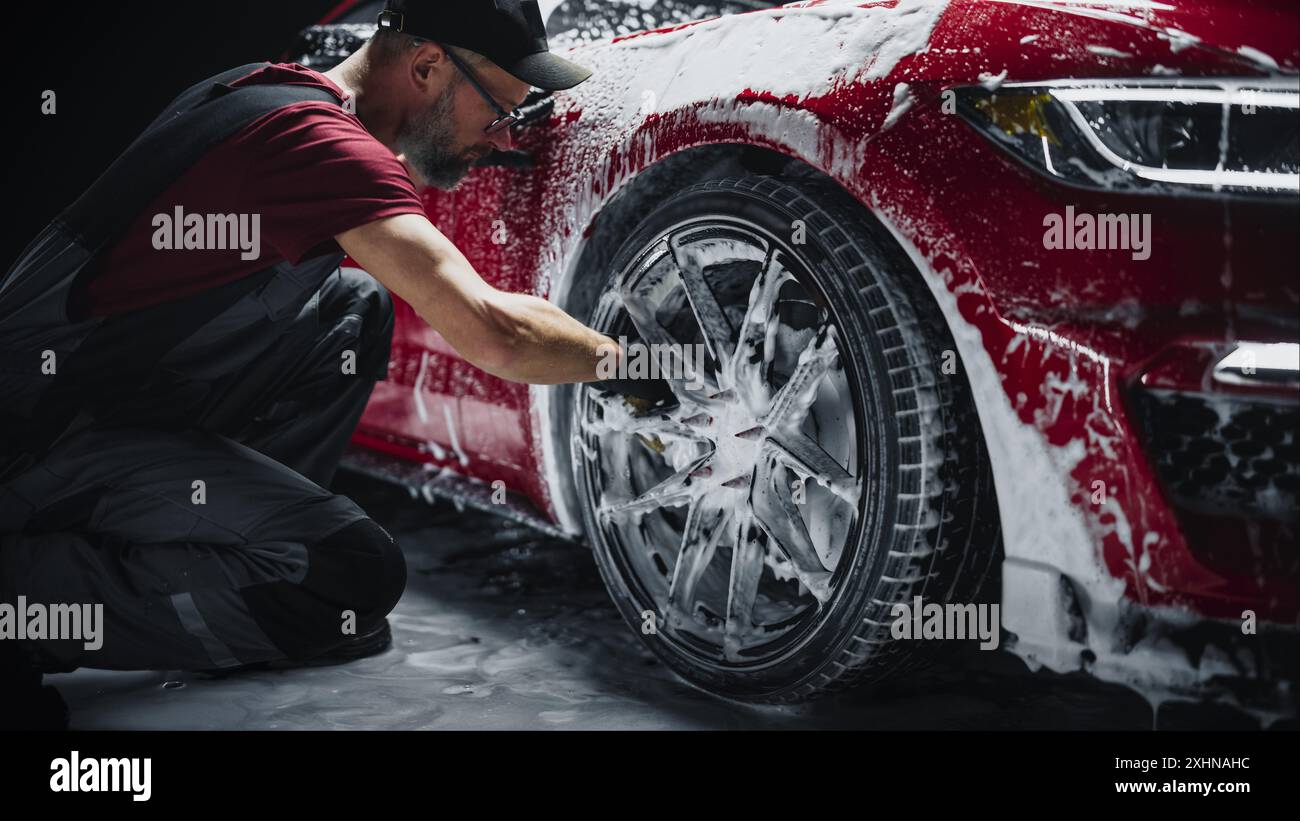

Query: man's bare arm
<box><xmin>337</xmin><ymin>214</ymin><xmax>618</xmax><ymax>385</ymax></box>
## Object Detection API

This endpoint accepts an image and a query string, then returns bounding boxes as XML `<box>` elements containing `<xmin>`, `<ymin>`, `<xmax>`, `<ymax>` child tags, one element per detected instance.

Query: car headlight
<box><xmin>956</xmin><ymin>79</ymin><xmax>1300</xmax><ymax>196</ymax></box>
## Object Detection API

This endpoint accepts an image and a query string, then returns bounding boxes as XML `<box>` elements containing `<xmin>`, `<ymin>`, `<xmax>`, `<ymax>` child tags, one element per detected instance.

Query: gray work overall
<box><xmin>0</xmin><ymin>64</ymin><xmax>407</xmax><ymax>674</ymax></box>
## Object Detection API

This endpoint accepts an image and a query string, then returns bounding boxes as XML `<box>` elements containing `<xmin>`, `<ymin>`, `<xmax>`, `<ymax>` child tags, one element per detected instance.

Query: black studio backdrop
<box><xmin>3</xmin><ymin>1</ymin><xmax>341</xmax><ymax>265</ymax></box>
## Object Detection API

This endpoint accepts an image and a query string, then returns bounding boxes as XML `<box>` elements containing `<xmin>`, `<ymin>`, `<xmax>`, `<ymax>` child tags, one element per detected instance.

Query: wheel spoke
<box><xmin>723</xmin><ymin>513</ymin><xmax>765</xmax><ymax>660</ymax></box>
<box><xmin>732</xmin><ymin>247</ymin><xmax>793</xmax><ymax>404</ymax></box>
<box><xmin>752</xmin><ymin>458</ymin><xmax>833</xmax><ymax>603</ymax></box>
<box><xmin>669</xmin><ymin>233</ymin><xmax>735</xmax><ymax>366</ymax></box>
<box><xmin>665</xmin><ymin>496</ymin><xmax>730</xmax><ymax>629</ymax></box>
<box><xmin>621</xmin><ymin>255</ymin><xmax>717</xmax><ymax>402</ymax></box>
<box><xmin>598</xmin><ymin>453</ymin><xmax>713</xmax><ymax>521</ymax></box>
<box><xmin>620</xmin><ymin>244</ymin><xmax>689</xmax><ymax>357</ymax></box>
<box><xmin>761</xmin><ymin>323</ymin><xmax>838</xmax><ymax>429</ymax></box>
<box><xmin>618</xmin><ymin>242</ymin><xmax>677</xmax><ymax>315</ymax></box>
<box><xmin>764</xmin><ymin>434</ymin><xmax>857</xmax><ymax>505</ymax></box>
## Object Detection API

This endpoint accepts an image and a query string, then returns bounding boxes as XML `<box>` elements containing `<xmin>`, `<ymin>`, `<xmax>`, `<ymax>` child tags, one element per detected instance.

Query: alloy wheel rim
<box><xmin>577</xmin><ymin>216</ymin><xmax>866</xmax><ymax>667</ymax></box>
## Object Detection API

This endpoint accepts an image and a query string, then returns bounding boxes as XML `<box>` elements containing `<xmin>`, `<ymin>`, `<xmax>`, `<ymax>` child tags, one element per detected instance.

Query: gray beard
<box><xmin>396</xmin><ymin>84</ymin><xmax>475</xmax><ymax>190</ymax></box>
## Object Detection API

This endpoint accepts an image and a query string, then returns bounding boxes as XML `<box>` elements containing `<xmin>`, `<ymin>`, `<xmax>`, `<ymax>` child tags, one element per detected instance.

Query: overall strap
<box><xmin>60</xmin><ymin>63</ymin><xmax>343</xmax><ymax>252</ymax></box>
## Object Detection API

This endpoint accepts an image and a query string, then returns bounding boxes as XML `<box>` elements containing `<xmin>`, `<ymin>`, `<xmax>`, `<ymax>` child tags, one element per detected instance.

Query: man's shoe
<box><xmin>303</xmin><ymin>617</ymin><xmax>393</xmax><ymax>667</ymax></box>
<box><xmin>202</xmin><ymin>617</ymin><xmax>393</xmax><ymax>677</ymax></box>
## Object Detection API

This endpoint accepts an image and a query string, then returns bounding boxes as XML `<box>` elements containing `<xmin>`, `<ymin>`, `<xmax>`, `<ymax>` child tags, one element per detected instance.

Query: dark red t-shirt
<box><xmin>70</xmin><ymin>63</ymin><xmax>428</xmax><ymax>318</ymax></box>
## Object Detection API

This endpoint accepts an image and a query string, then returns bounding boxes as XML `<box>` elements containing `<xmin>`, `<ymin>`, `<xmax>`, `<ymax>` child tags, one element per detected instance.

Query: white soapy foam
<box><xmin>1086</xmin><ymin>44</ymin><xmax>1132</xmax><ymax>58</ymax></box>
<box><xmin>602</xmin><ymin>0</ymin><xmax>949</xmax><ymax>109</ymax></box>
<box><xmin>442</xmin><ymin>403</ymin><xmax>471</xmax><ymax>467</ymax></box>
<box><xmin>1159</xmin><ymin>27</ymin><xmax>1201</xmax><ymax>54</ymax></box>
<box><xmin>1236</xmin><ymin>45</ymin><xmax>1279</xmax><ymax>71</ymax></box>
<box><xmin>986</xmin><ymin>0</ymin><xmax>1152</xmax><ymax>28</ymax></box>
<box><xmin>413</xmin><ymin>351</ymin><xmax>431</xmax><ymax>424</ymax></box>
<box><xmin>978</xmin><ymin>69</ymin><xmax>1008</xmax><ymax>91</ymax></box>
<box><xmin>883</xmin><ymin>82</ymin><xmax>916</xmax><ymax>129</ymax></box>
<box><xmin>423</xmin><ymin>440</ymin><xmax>448</xmax><ymax>461</ymax></box>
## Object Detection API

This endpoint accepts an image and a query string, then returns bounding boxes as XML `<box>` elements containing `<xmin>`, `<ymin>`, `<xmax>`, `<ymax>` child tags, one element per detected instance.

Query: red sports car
<box><xmin>288</xmin><ymin>0</ymin><xmax>1299</xmax><ymax>712</ymax></box>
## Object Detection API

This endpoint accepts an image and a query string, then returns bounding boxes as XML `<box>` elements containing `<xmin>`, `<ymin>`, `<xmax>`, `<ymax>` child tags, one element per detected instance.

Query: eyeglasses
<box><xmin>442</xmin><ymin>45</ymin><xmax>523</xmax><ymax>135</ymax></box>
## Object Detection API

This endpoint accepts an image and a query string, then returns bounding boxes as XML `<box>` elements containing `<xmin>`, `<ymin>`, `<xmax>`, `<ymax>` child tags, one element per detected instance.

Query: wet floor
<box><xmin>50</xmin><ymin>472</ymin><xmax>1279</xmax><ymax>730</ymax></box>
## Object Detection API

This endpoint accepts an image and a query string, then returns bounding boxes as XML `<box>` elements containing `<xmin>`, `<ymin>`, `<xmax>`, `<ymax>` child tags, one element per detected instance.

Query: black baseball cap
<box><xmin>377</xmin><ymin>0</ymin><xmax>593</xmax><ymax>91</ymax></box>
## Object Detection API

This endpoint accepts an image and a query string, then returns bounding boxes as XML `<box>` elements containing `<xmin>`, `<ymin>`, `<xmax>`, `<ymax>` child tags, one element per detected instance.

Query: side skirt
<box><xmin>339</xmin><ymin>445</ymin><xmax>578</xmax><ymax>543</ymax></box>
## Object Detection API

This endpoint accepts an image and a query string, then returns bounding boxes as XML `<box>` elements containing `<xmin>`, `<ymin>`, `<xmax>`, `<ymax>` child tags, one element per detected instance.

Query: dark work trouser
<box><xmin>0</xmin><ymin>269</ymin><xmax>407</xmax><ymax>674</ymax></box>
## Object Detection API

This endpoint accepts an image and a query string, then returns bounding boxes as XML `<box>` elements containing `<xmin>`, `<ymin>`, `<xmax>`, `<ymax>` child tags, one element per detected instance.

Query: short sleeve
<box><xmin>238</xmin><ymin>102</ymin><xmax>428</xmax><ymax>264</ymax></box>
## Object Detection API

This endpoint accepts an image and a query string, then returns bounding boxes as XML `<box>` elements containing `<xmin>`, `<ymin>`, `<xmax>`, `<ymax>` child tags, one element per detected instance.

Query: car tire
<box><xmin>571</xmin><ymin>175</ymin><xmax>1001</xmax><ymax>703</ymax></box>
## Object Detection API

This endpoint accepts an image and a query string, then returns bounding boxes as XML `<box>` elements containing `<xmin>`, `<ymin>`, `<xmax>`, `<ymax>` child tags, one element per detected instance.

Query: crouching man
<box><xmin>0</xmin><ymin>0</ymin><xmax>616</xmax><ymax>729</ymax></box>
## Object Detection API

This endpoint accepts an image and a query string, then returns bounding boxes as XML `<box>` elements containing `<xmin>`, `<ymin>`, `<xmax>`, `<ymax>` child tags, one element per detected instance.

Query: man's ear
<box><xmin>410</xmin><ymin>41</ymin><xmax>449</xmax><ymax>92</ymax></box>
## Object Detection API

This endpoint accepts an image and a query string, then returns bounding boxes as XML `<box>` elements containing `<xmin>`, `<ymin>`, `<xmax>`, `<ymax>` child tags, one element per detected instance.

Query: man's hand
<box><xmin>337</xmin><ymin>214</ymin><xmax>618</xmax><ymax>385</ymax></box>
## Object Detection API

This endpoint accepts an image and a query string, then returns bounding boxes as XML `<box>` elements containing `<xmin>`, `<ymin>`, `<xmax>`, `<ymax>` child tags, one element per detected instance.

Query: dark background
<box><xmin>3</xmin><ymin>1</ymin><xmax>341</xmax><ymax>263</ymax></box>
